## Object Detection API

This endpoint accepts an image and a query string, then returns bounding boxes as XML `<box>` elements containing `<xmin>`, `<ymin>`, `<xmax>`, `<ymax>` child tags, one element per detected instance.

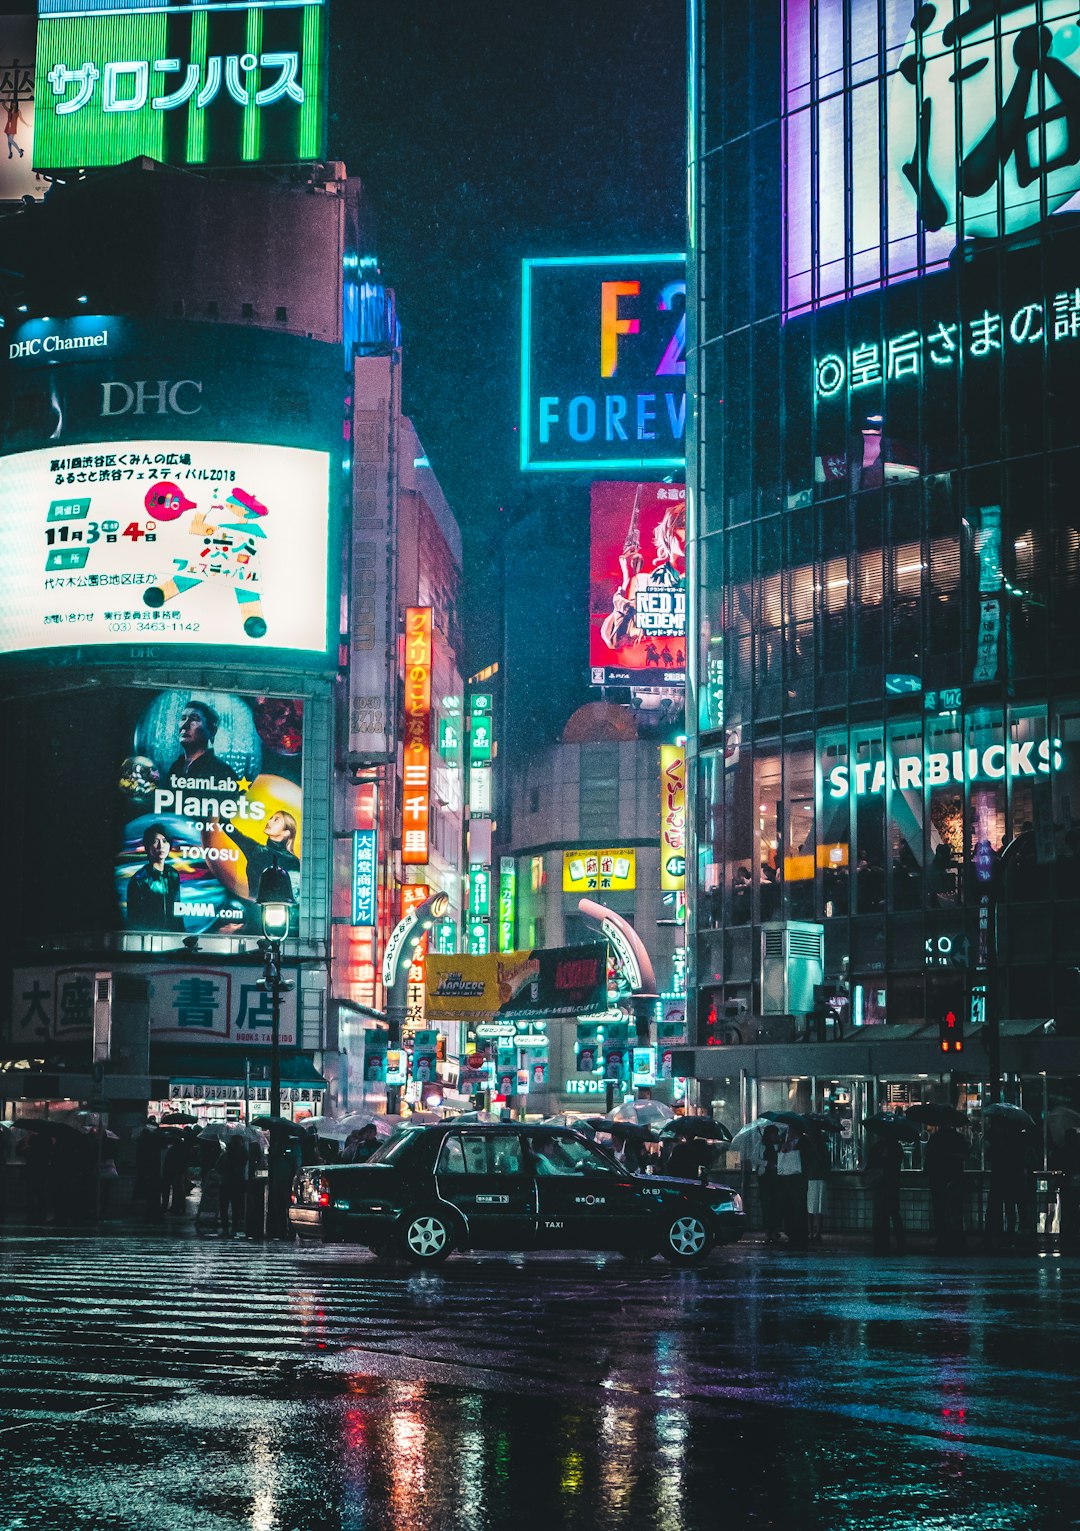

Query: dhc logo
<box><xmin>101</xmin><ymin>380</ymin><xmax>203</xmax><ymax>417</ymax></box>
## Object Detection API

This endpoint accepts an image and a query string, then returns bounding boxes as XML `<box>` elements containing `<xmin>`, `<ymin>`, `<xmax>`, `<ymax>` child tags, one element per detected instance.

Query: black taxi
<box><xmin>289</xmin><ymin>1123</ymin><xmax>744</xmax><ymax>1265</ymax></box>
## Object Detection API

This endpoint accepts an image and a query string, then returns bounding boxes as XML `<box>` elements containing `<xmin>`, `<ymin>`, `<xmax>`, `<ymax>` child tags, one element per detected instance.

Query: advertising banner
<box><xmin>660</xmin><ymin>744</ymin><xmax>686</xmax><ymax>891</ymax></box>
<box><xmin>117</xmin><ymin>688</ymin><xmax>304</xmax><ymax>935</ymax></box>
<box><xmin>497</xmin><ymin>856</ymin><xmax>516</xmax><ymax>952</ymax></box>
<box><xmin>11</xmin><ymin>963</ymin><xmax>299</xmax><ymax>1050</ymax></box>
<box><xmin>34</xmin><ymin>0</ymin><xmax>327</xmax><ymax>172</ymax></box>
<box><xmin>425</xmin><ymin>945</ymin><xmax>608</xmax><ymax>1022</ymax></box>
<box><xmin>520</xmin><ymin>254</ymin><xmax>685</xmax><ymax>471</ymax></box>
<box><xmin>0</xmin><ymin>439</ymin><xmax>330</xmax><ymax>658</ymax></box>
<box><xmin>351</xmin><ymin>826</ymin><xmax>377</xmax><ymax>927</ymax></box>
<box><xmin>590</xmin><ymin>483</ymin><xmax>685</xmax><ymax>686</ymax></box>
<box><xmin>563</xmin><ymin>849</ymin><xmax>636</xmax><ymax>893</ymax></box>
<box><xmin>412</xmin><ymin>1029</ymin><xmax>438</xmax><ymax>1086</ymax></box>
<box><xmin>0</xmin><ymin>16</ymin><xmax>44</xmax><ymax>202</ymax></box>
<box><xmin>12</xmin><ymin>685</ymin><xmax>303</xmax><ymax>941</ymax></box>
<box><xmin>401</xmin><ymin>607</ymin><xmax>432</xmax><ymax>865</ymax></box>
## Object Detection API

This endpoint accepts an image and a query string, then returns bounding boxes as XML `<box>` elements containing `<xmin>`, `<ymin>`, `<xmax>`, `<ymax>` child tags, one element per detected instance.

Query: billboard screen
<box><xmin>0</xmin><ymin>318</ymin><xmax>341</xmax><ymax>667</ymax></box>
<box><xmin>9</xmin><ymin>685</ymin><xmax>305</xmax><ymax>941</ymax></box>
<box><xmin>0</xmin><ymin>16</ymin><xmax>45</xmax><ymax>202</ymax></box>
<box><xmin>33</xmin><ymin>0</ymin><xmax>326</xmax><ymax>172</ymax></box>
<box><xmin>425</xmin><ymin>945</ymin><xmax>609</xmax><ymax>1021</ymax></box>
<box><xmin>589</xmin><ymin>482</ymin><xmax>685</xmax><ymax>686</ymax></box>
<box><xmin>520</xmin><ymin>254</ymin><xmax>685</xmax><ymax>471</ymax></box>
<box><xmin>783</xmin><ymin>0</ymin><xmax>1080</xmax><ymax>317</ymax></box>
<box><xmin>0</xmin><ymin>439</ymin><xmax>331</xmax><ymax>657</ymax></box>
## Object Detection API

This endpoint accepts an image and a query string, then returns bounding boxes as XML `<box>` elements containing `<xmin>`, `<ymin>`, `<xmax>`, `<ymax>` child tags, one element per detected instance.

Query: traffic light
<box><xmin>939</xmin><ymin>1007</ymin><xmax>964</xmax><ymax>1054</ymax></box>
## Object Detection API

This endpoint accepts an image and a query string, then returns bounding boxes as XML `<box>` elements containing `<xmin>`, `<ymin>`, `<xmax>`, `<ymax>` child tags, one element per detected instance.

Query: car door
<box><xmin>433</xmin><ymin>1131</ymin><xmax>536</xmax><ymax>1250</ymax></box>
<box><xmin>529</xmin><ymin>1132</ymin><xmax>644</xmax><ymax>1251</ymax></box>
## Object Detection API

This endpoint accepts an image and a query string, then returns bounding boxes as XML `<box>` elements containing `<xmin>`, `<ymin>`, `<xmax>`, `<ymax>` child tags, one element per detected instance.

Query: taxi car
<box><xmin>289</xmin><ymin>1123</ymin><xmax>744</xmax><ymax>1265</ymax></box>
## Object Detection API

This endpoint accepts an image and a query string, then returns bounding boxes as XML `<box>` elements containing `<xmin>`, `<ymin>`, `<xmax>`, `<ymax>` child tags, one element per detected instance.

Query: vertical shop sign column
<box><xmin>402</xmin><ymin>607</ymin><xmax>432</xmax><ymax>865</ymax></box>
<box><xmin>467</xmin><ymin>690</ymin><xmax>494</xmax><ymax>954</ymax></box>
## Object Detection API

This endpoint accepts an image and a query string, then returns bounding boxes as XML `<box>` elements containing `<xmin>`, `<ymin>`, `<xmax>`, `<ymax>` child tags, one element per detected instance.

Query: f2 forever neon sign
<box><xmin>520</xmin><ymin>254</ymin><xmax>686</xmax><ymax>472</ymax></box>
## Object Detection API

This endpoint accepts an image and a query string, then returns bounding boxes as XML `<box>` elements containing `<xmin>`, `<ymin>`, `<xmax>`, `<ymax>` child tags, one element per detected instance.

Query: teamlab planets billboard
<box><xmin>116</xmin><ymin>688</ymin><xmax>304</xmax><ymax>934</ymax></box>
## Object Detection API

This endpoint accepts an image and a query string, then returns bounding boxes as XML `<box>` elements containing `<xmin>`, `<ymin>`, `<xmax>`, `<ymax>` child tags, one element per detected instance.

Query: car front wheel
<box><xmin>661</xmin><ymin>1212</ymin><xmax>714</xmax><ymax>1266</ymax></box>
<box><xmin>399</xmin><ymin>1209</ymin><xmax>455</xmax><ymax>1265</ymax></box>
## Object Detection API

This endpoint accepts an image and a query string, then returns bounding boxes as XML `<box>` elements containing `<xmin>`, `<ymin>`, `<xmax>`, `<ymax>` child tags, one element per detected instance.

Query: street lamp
<box><xmin>256</xmin><ymin>858</ymin><xmax>296</xmax><ymax>1121</ymax></box>
<box><xmin>257</xmin><ymin>859</ymin><xmax>295</xmax><ymax>1238</ymax></box>
<box><xmin>381</xmin><ymin>889</ymin><xmax>450</xmax><ymax>1114</ymax></box>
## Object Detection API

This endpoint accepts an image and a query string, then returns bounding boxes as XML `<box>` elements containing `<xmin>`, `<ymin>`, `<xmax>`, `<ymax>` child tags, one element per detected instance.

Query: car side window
<box><xmin>437</xmin><ymin>1136</ymin><xmax>466</xmax><ymax>1175</ymax></box>
<box><xmin>532</xmin><ymin>1135</ymin><xmax>617</xmax><ymax>1176</ymax></box>
<box><xmin>438</xmin><ymin>1133</ymin><xmax>523</xmax><ymax>1175</ymax></box>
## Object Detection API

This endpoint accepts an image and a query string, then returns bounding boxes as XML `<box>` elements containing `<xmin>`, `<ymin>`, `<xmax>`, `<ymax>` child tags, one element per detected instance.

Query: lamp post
<box><xmin>256</xmin><ymin>858</ymin><xmax>295</xmax><ymax>1237</ymax></box>
<box><xmin>381</xmin><ymin>890</ymin><xmax>449</xmax><ymax>1114</ymax></box>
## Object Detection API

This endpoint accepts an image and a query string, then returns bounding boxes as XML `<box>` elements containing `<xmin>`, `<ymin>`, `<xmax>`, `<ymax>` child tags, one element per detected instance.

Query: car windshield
<box><xmin>364</xmin><ymin>1130</ymin><xmax>419</xmax><ymax>1166</ymax></box>
<box><xmin>531</xmin><ymin>1134</ymin><xmax>620</xmax><ymax>1176</ymax></box>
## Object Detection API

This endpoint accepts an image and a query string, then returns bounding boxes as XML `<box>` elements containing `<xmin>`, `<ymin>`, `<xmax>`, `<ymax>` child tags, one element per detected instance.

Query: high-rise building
<box><xmin>0</xmin><ymin>151</ymin><xmax>466</xmax><ymax>1131</ymax></box>
<box><xmin>685</xmin><ymin>0</ymin><xmax>1080</xmax><ymax>1124</ymax></box>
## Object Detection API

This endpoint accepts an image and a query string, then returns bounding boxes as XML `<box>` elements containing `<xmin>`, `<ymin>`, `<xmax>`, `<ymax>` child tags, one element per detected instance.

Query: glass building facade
<box><xmin>688</xmin><ymin>0</ymin><xmax>1080</xmax><ymax>1036</ymax></box>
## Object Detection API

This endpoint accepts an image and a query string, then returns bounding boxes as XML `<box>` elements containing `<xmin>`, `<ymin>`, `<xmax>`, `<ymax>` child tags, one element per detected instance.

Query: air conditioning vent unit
<box><xmin>759</xmin><ymin>922</ymin><xmax>824</xmax><ymax>1015</ymax></box>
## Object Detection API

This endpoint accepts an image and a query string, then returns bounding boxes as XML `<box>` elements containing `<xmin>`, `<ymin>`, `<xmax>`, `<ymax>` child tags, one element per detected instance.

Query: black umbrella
<box><xmin>15</xmin><ymin>1117</ymin><xmax>82</xmax><ymax>1138</ymax></box>
<box><xmin>587</xmin><ymin>1119</ymin><xmax>657</xmax><ymax>1142</ymax></box>
<box><xmin>805</xmin><ymin>1114</ymin><xmax>843</xmax><ymax>1135</ymax></box>
<box><xmin>905</xmin><ymin>1103</ymin><xmax>968</xmax><ymax>1128</ymax></box>
<box><xmin>160</xmin><ymin>1111</ymin><xmax>199</xmax><ymax>1126</ymax></box>
<box><xmin>863</xmin><ymin>1113</ymin><xmax>920</xmax><ymax>1142</ymax></box>
<box><xmin>251</xmin><ymin>1115</ymin><xmax>304</xmax><ymax>1136</ymax></box>
<box><xmin>659</xmin><ymin>1118</ymin><xmax>732</xmax><ymax>1142</ymax></box>
<box><xmin>982</xmin><ymin>1103</ymin><xmax>1037</xmax><ymax>1129</ymax></box>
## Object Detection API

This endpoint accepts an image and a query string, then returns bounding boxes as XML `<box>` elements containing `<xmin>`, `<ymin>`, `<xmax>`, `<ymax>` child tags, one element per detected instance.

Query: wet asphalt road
<box><xmin>0</xmin><ymin>1231</ymin><xmax>1078</xmax><ymax>1531</ymax></box>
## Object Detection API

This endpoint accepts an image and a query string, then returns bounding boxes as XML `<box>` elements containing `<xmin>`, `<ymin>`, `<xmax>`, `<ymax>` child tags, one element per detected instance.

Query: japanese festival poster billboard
<box><xmin>589</xmin><ymin>482</ymin><xmax>686</xmax><ymax>686</ymax></box>
<box><xmin>33</xmin><ymin>0</ymin><xmax>327</xmax><ymax>172</ymax></box>
<box><xmin>0</xmin><ymin>440</ymin><xmax>331</xmax><ymax>658</ymax></box>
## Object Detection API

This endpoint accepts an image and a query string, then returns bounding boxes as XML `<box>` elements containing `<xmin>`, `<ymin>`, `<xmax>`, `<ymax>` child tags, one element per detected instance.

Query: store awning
<box><xmin>153</xmin><ymin>1051</ymin><xmax>327</xmax><ymax>1091</ymax></box>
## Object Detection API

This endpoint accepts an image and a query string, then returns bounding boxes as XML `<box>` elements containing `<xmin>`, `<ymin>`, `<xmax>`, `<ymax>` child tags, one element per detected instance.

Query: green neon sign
<box><xmin>34</xmin><ymin>0</ymin><xmax>326</xmax><ymax>171</ymax></box>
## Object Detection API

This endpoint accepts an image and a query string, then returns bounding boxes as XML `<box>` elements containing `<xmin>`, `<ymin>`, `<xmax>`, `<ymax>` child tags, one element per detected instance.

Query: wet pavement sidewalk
<box><xmin>0</xmin><ymin>1231</ymin><xmax>1078</xmax><ymax>1530</ymax></box>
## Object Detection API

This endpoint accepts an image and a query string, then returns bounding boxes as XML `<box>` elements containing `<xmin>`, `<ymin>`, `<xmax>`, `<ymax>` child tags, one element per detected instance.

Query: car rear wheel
<box><xmin>399</xmin><ymin>1209</ymin><xmax>455</xmax><ymax>1265</ymax></box>
<box><xmin>661</xmin><ymin>1212</ymin><xmax>714</xmax><ymax>1265</ymax></box>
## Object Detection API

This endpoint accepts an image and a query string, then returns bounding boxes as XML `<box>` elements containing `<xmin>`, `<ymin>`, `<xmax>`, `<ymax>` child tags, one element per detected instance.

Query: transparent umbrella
<box><xmin>310</xmin><ymin>1113</ymin><xmax>393</xmax><ymax>1143</ymax></box>
<box><xmin>607</xmin><ymin>1100</ymin><xmax>675</xmax><ymax>1127</ymax></box>
<box><xmin>1046</xmin><ymin>1106</ymin><xmax>1080</xmax><ymax>1143</ymax></box>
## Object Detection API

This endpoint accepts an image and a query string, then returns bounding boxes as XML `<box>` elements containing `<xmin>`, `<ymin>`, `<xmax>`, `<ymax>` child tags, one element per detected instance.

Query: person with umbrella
<box><xmin>1050</xmin><ymin>1128</ymin><xmax>1080</xmax><ymax>1251</ymax></box>
<box><xmin>219</xmin><ymin>1131</ymin><xmax>251</xmax><ymax>1237</ymax></box>
<box><xmin>983</xmin><ymin>1106</ymin><xmax>1037</xmax><ymax>1250</ymax></box>
<box><xmin>776</xmin><ymin>1121</ymin><xmax>809</xmax><ymax>1249</ymax></box>
<box><xmin>924</xmin><ymin>1121</ymin><xmax>969</xmax><ymax>1254</ymax></box>
<box><xmin>757</xmin><ymin>1123</ymin><xmax>783</xmax><ymax>1245</ymax></box>
<box><xmin>865</xmin><ymin>1118</ymin><xmax>906</xmax><ymax>1255</ymax></box>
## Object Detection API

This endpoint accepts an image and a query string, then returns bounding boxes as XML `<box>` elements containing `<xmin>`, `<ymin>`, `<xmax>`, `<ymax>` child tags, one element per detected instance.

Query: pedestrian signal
<box><xmin>938</xmin><ymin>1008</ymin><xmax>964</xmax><ymax>1054</ymax></box>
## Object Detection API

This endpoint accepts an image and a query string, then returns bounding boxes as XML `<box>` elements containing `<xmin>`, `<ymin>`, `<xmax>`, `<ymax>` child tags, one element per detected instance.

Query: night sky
<box><xmin>331</xmin><ymin>0</ymin><xmax>687</xmax><ymax>667</ymax></box>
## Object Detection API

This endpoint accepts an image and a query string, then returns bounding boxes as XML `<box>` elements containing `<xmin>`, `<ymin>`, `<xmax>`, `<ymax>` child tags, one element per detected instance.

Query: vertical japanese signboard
<box><xmin>660</xmin><ymin>744</ymin><xmax>686</xmax><ymax>891</ymax></box>
<box><xmin>33</xmin><ymin>0</ymin><xmax>327</xmax><ymax>172</ymax></box>
<box><xmin>351</xmin><ymin>826</ymin><xmax>377</xmax><ymax>927</ymax></box>
<box><xmin>497</xmin><ymin>856</ymin><xmax>516</xmax><ymax>952</ymax></box>
<box><xmin>467</xmin><ymin>688</ymin><xmax>494</xmax><ymax>951</ymax></box>
<box><xmin>402</xmin><ymin>607</ymin><xmax>432</xmax><ymax>866</ymax></box>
